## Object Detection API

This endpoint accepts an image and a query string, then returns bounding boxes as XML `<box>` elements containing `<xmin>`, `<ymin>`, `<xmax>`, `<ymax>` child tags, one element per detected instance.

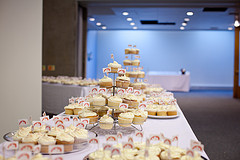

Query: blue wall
<box><xmin>87</xmin><ymin>30</ymin><xmax>234</xmax><ymax>87</ymax></box>
<box><xmin>86</xmin><ymin>30</ymin><xmax>97</xmax><ymax>79</ymax></box>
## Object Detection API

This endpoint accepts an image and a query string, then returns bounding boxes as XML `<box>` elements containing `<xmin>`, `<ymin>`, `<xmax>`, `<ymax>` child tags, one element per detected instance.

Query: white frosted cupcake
<box><xmin>118</xmin><ymin>112</ymin><xmax>134</xmax><ymax>127</ymax></box>
<box><xmin>78</xmin><ymin>110</ymin><xmax>98</xmax><ymax>124</ymax></box>
<box><xmin>99</xmin><ymin>115</ymin><xmax>114</xmax><ymax>129</ymax></box>
<box><xmin>132</xmin><ymin>109</ymin><xmax>148</xmax><ymax>125</ymax></box>
<box><xmin>38</xmin><ymin>135</ymin><xmax>56</xmax><ymax>153</ymax></box>
<box><xmin>56</xmin><ymin>133</ymin><xmax>74</xmax><ymax>152</ymax></box>
<box><xmin>92</xmin><ymin>95</ymin><xmax>106</xmax><ymax>106</ymax></box>
<box><xmin>108</xmin><ymin>96</ymin><xmax>122</xmax><ymax>108</ymax></box>
<box><xmin>99</xmin><ymin>76</ymin><xmax>113</xmax><ymax>88</ymax></box>
<box><xmin>108</xmin><ymin>61</ymin><xmax>122</xmax><ymax>73</ymax></box>
<box><xmin>132</xmin><ymin>59</ymin><xmax>140</xmax><ymax>66</ymax></box>
<box><xmin>123</xmin><ymin>59</ymin><xmax>132</xmax><ymax>66</ymax></box>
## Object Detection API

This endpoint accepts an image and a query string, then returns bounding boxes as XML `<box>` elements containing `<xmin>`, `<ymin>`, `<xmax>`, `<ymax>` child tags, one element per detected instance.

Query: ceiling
<box><xmin>79</xmin><ymin>0</ymin><xmax>240</xmax><ymax>31</ymax></box>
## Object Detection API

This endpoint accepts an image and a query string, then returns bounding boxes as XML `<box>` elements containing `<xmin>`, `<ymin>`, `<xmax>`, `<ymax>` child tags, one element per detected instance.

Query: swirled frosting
<box><xmin>108</xmin><ymin>61</ymin><xmax>121</xmax><ymax>68</ymax></box>
<box><xmin>119</xmin><ymin>112</ymin><xmax>134</xmax><ymax>119</ymax></box>
<box><xmin>38</xmin><ymin>135</ymin><xmax>56</xmax><ymax>145</ymax></box>
<box><xmin>56</xmin><ymin>133</ymin><xmax>74</xmax><ymax>142</ymax></box>
<box><xmin>99</xmin><ymin>76</ymin><xmax>113</xmax><ymax>82</ymax></box>
<box><xmin>100</xmin><ymin>115</ymin><xmax>114</xmax><ymax>123</ymax></box>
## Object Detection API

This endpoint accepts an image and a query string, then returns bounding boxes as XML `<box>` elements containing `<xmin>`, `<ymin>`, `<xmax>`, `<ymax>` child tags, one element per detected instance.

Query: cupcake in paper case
<box><xmin>167</xmin><ymin>105</ymin><xmax>178</xmax><ymax>116</ymax></box>
<box><xmin>90</xmin><ymin>106</ymin><xmax>109</xmax><ymax>117</ymax></box>
<box><xmin>47</xmin><ymin>127</ymin><xmax>64</xmax><ymax>138</ymax></box>
<box><xmin>129</xmin><ymin>71</ymin><xmax>138</xmax><ymax>78</ymax></box>
<box><xmin>68</xmin><ymin>128</ymin><xmax>88</xmax><ymax>148</ymax></box>
<box><xmin>132</xmin><ymin>109</ymin><xmax>148</xmax><ymax>125</ymax></box>
<box><xmin>64</xmin><ymin>104</ymin><xmax>75</xmax><ymax>115</ymax></box>
<box><xmin>137</xmin><ymin>71</ymin><xmax>145</xmax><ymax>78</ymax></box>
<box><xmin>116</xmin><ymin>75</ymin><xmax>130</xmax><ymax>89</ymax></box>
<box><xmin>109</xmin><ymin>108</ymin><xmax>126</xmax><ymax>118</ymax></box>
<box><xmin>99</xmin><ymin>115</ymin><xmax>114</xmax><ymax>129</ymax></box>
<box><xmin>157</xmin><ymin>105</ymin><xmax>168</xmax><ymax>116</ymax></box>
<box><xmin>125</xmin><ymin>48</ymin><xmax>130</xmax><ymax>54</ymax></box>
<box><xmin>99</xmin><ymin>76</ymin><xmax>113</xmax><ymax>88</ymax></box>
<box><xmin>145</xmin><ymin>104</ymin><xmax>157</xmax><ymax>116</ymax></box>
<box><xmin>78</xmin><ymin>110</ymin><xmax>98</xmax><ymax>124</ymax></box>
<box><xmin>56</xmin><ymin>133</ymin><xmax>74</xmax><ymax>152</ymax></box>
<box><xmin>38</xmin><ymin>135</ymin><xmax>56</xmax><ymax>153</ymax></box>
<box><xmin>123</xmin><ymin>59</ymin><xmax>132</xmax><ymax>66</ymax></box>
<box><xmin>91</xmin><ymin>95</ymin><xmax>106</xmax><ymax>106</ymax></box>
<box><xmin>160</xmin><ymin>150</ymin><xmax>182</xmax><ymax>160</ymax></box>
<box><xmin>108</xmin><ymin>61</ymin><xmax>122</xmax><ymax>73</ymax></box>
<box><xmin>118</xmin><ymin>112</ymin><xmax>134</xmax><ymax>127</ymax></box>
<box><xmin>13</xmin><ymin>125</ymin><xmax>32</xmax><ymax>142</ymax></box>
<box><xmin>21</xmin><ymin>133</ymin><xmax>44</xmax><ymax>145</ymax></box>
<box><xmin>33</xmin><ymin>125</ymin><xmax>47</xmax><ymax>133</ymax></box>
<box><xmin>132</xmin><ymin>59</ymin><xmax>140</xmax><ymax>66</ymax></box>
<box><xmin>108</xmin><ymin>96</ymin><xmax>122</xmax><ymax>107</ymax></box>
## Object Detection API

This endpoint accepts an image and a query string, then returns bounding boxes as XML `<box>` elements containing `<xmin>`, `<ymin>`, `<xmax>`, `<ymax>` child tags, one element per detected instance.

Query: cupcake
<box><xmin>131</xmin><ymin>82</ymin><xmax>142</xmax><ymax>90</ymax></box>
<box><xmin>135</xmin><ymin>49</ymin><xmax>140</xmax><ymax>54</ymax></box>
<box><xmin>99</xmin><ymin>115</ymin><xmax>114</xmax><ymax>129</ymax></box>
<box><xmin>126</xmin><ymin>72</ymin><xmax>130</xmax><ymax>77</ymax></box>
<box><xmin>167</xmin><ymin>105</ymin><xmax>178</xmax><ymax>116</ymax></box>
<box><xmin>123</xmin><ymin>59</ymin><xmax>132</xmax><ymax>66</ymax></box>
<box><xmin>108</xmin><ymin>61</ymin><xmax>122</xmax><ymax>73</ymax></box>
<box><xmin>56</xmin><ymin>133</ymin><xmax>74</xmax><ymax>152</ymax></box>
<box><xmin>99</xmin><ymin>76</ymin><xmax>113</xmax><ymax>88</ymax></box>
<box><xmin>122</xmin><ymin>94</ymin><xmax>139</xmax><ymax>109</ymax></box>
<box><xmin>109</xmin><ymin>108</ymin><xmax>126</xmax><ymax>118</ymax></box>
<box><xmin>92</xmin><ymin>95</ymin><xmax>106</xmax><ymax>106</ymax></box>
<box><xmin>145</xmin><ymin>105</ymin><xmax>157</xmax><ymax>116</ymax></box>
<box><xmin>78</xmin><ymin>110</ymin><xmax>98</xmax><ymax>124</ymax></box>
<box><xmin>90</xmin><ymin>106</ymin><xmax>109</xmax><ymax>117</ymax></box>
<box><xmin>125</xmin><ymin>48</ymin><xmax>130</xmax><ymax>54</ymax></box>
<box><xmin>157</xmin><ymin>106</ymin><xmax>167</xmax><ymax>116</ymax></box>
<box><xmin>137</xmin><ymin>71</ymin><xmax>145</xmax><ymax>78</ymax></box>
<box><xmin>129</xmin><ymin>48</ymin><xmax>136</xmax><ymax>54</ymax></box>
<box><xmin>129</xmin><ymin>71</ymin><xmax>138</xmax><ymax>78</ymax></box>
<box><xmin>108</xmin><ymin>96</ymin><xmax>122</xmax><ymax>108</ymax></box>
<box><xmin>33</xmin><ymin>125</ymin><xmax>47</xmax><ymax>133</ymax></box>
<box><xmin>116</xmin><ymin>75</ymin><xmax>130</xmax><ymax>89</ymax></box>
<box><xmin>38</xmin><ymin>135</ymin><xmax>56</xmax><ymax>153</ymax></box>
<box><xmin>48</xmin><ymin>127</ymin><xmax>64</xmax><ymax>138</ymax></box>
<box><xmin>13</xmin><ymin>126</ymin><xmax>32</xmax><ymax>142</ymax></box>
<box><xmin>67</xmin><ymin>128</ymin><xmax>88</xmax><ymax>146</ymax></box>
<box><xmin>73</xmin><ymin>104</ymin><xmax>85</xmax><ymax>115</ymax></box>
<box><xmin>132</xmin><ymin>59</ymin><xmax>140</xmax><ymax>66</ymax></box>
<box><xmin>118</xmin><ymin>112</ymin><xmax>134</xmax><ymax>127</ymax></box>
<box><xmin>21</xmin><ymin>133</ymin><xmax>43</xmax><ymax>145</ymax></box>
<box><xmin>64</xmin><ymin>104</ymin><xmax>75</xmax><ymax>115</ymax></box>
<box><xmin>132</xmin><ymin>109</ymin><xmax>148</xmax><ymax>125</ymax></box>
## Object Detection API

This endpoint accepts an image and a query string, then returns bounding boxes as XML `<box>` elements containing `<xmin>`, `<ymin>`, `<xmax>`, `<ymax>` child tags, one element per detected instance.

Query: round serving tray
<box><xmin>3</xmin><ymin>130</ymin><xmax>98</xmax><ymax>155</ymax></box>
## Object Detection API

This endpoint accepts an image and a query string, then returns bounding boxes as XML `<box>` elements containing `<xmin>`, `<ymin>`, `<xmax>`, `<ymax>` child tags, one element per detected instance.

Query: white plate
<box><xmin>148</xmin><ymin>112</ymin><xmax>179</xmax><ymax>119</ymax></box>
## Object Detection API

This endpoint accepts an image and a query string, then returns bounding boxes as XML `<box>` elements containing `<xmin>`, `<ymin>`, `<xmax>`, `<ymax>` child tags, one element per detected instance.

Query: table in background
<box><xmin>42</xmin><ymin>82</ymin><xmax>96</xmax><ymax>114</ymax></box>
<box><xmin>146</xmin><ymin>71</ymin><xmax>190</xmax><ymax>92</ymax></box>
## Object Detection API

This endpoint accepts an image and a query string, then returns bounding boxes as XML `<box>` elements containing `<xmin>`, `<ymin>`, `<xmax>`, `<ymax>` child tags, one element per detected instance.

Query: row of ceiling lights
<box><xmin>89</xmin><ymin>11</ymin><xmax>239</xmax><ymax>30</ymax></box>
<box><xmin>180</xmin><ymin>11</ymin><xmax>193</xmax><ymax>30</ymax></box>
<box><xmin>122</xmin><ymin>12</ymin><xmax>137</xmax><ymax>29</ymax></box>
<box><xmin>89</xmin><ymin>18</ymin><xmax>107</xmax><ymax>30</ymax></box>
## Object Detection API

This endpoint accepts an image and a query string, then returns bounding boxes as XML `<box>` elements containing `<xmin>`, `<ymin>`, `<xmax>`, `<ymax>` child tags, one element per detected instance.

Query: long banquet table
<box><xmin>0</xmin><ymin>104</ymin><xmax>209</xmax><ymax>159</ymax></box>
<box><xmin>145</xmin><ymin>71</ymin><xmax>190</xmax><ymax>92</ymax></box>
<box><xmin>42</xmin><ymin>82</ymin><xmax>96</xmax><ymax>114</ymax></box>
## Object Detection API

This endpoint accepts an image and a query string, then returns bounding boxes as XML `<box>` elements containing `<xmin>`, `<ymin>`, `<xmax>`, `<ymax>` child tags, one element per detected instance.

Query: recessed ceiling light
<box><xmin>228</xmin><ymin>27</ymin><xmax>233</xmax><ymax>30</ymax></box>
<box><xmin>180</xmin><ymin>26</ymin><xmax>185</xmax><ymax>30</ymax></box>
<box><xmin>89</xmin><ymin>18</ymin><xmax>95</xmax><ymax>21</ymax></box>
<box><xmin>130</xmin><ymin>22</ymin><xmax>135</xmax><ymax>26</ymax></box>
<box><xmin>127</xmin><ymin>18</ymin><xmax>133</xmax><ymax>21</ymax></box>
<box><xmin>133</xmin><ymin>26</ymin><xmax>137</xmax><ymax>29</ymax></box>
<box><xmin>96</xmin><ymin>22</ymin><xmax>101</xmax><ymax>26</ymax></box>
<box><xmin>184</xmin><ymin>18</ymin><xmax>190</xmax><ymax>21</ymax></box>
<box><xmin>182</xmin><ymin>22</ymin><xmax>187</xmax><ymax>26</ymax></box>
<box><xmin>186</xmin><ymin>11</ymin><xmax>194</xmax><ymax>16</ymax></box>
<box><xmin>102</xmin><ymin>26</ymin><xmax>107</xmax><ymax>30</ymax></box>
<box><xmin>122</xmin><ymin>12</ymin><xmax>129</xmax><ymax>16</ymax></box>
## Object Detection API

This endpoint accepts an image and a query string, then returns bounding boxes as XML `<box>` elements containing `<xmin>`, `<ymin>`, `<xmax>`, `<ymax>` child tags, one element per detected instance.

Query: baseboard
<box><xmin>190</xmin><ymin>86</ymin><xmax>233</xmax><ymax>90</ymax></box>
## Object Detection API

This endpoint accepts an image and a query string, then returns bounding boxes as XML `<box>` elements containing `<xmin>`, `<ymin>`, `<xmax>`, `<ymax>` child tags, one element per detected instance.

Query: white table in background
<box><xmin>145</xmin><ymin>71</ymin><xmax>190</xmax><ymax>92</ymax></box>
<box><xmin>42</xmin><ymin>82</ymin><xmax>96</xmax><ymax>114</ymax></box>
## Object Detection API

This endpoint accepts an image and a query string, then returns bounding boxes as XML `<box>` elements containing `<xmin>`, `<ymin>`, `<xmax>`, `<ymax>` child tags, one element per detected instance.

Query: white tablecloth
<box><xmin>145</xmin><ymin>71</ymin><xmax>190</xmax><ymax>92</ymax></box>
<box><xmin>42</xmin><ymin>83</ymin><xmax>96</xmax><ymax>114</ymax></box>
<box><xmin>0</xmin><ymin>104</ymin><xmax>209</xmax><ymax>159</ymax></box>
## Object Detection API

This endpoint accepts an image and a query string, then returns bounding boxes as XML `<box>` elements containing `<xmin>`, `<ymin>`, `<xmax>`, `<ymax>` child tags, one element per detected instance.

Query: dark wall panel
<box><xmin>43</xmin><ymin>0</ymin><xmax>78</xmax><ymax>76</ymax></box>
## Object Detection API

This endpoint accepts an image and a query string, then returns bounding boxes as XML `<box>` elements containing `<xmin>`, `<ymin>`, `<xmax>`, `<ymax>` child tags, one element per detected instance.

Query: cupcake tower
<box><xmin>124</xmin><ymin>45</ymin><xmax>147</xmax><ymax>91</ymax></box>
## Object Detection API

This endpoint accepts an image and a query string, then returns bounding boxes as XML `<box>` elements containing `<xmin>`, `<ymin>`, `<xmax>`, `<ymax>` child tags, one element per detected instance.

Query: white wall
<box><xmin>0</xmin><ymin>0</ymin><xmax>42</xmax><ymax>142</ymax></box>
<box><xmin>87</xmin><ymin>30</ymin><xmax>234</xmax><ymax>87</ymax></box>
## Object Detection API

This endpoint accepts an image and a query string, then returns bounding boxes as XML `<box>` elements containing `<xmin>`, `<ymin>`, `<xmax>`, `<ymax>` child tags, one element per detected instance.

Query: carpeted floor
<box><xmin>174</xmin><ymin>90</ymin><xmax>240</xmax><ymax>160</ymax></box>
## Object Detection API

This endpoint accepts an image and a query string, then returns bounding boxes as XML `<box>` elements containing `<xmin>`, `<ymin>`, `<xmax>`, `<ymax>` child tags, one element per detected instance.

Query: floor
<box><xmin>174</xmin><ymin>90</ymin><xmax>240</xmax><ymax>160</ymax></box>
